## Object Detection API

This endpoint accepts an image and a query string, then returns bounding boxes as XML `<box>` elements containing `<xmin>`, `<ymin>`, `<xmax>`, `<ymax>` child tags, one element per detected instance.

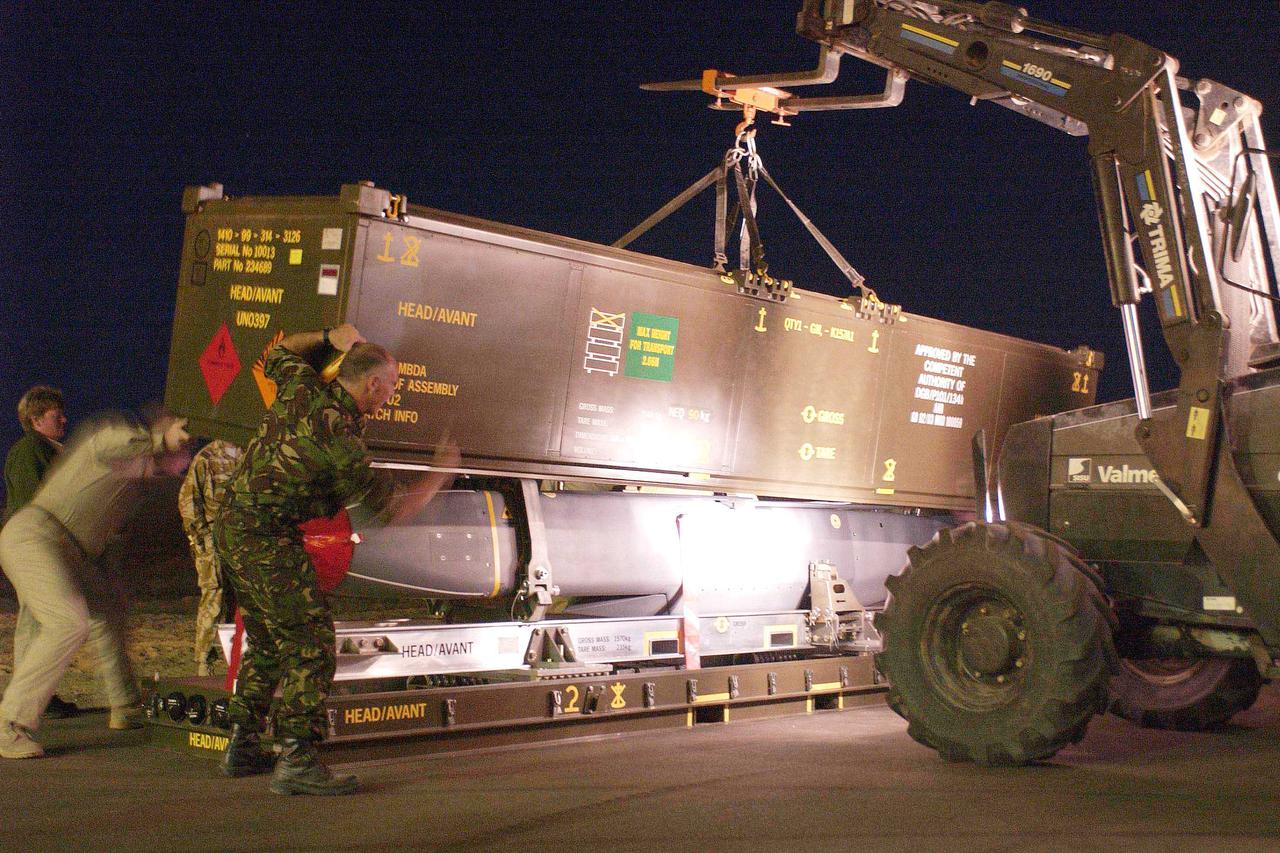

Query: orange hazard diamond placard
<box><xmin>198</xmin><ymin>322</ymin><xmax>241</xmax><ymax>406</ymax></box>
<box><xmin>252</xmin><ymin>329</ymin><xmax>286</xmax><ymax>408</ymax></box>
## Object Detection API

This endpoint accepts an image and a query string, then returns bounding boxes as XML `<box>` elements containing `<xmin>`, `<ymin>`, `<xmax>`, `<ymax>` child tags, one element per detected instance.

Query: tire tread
<box><xmin>878</xmin><ymin>522</ymin><xmax>1114</xmax><ymax>767</ymax></box>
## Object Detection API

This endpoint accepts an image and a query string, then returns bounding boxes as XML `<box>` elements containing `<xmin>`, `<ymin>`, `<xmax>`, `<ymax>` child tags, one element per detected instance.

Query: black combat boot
<box><xmin>219</xmin><ymin>725</ymin><xmax>276</xmax><ymax>777</ymax></box>
<box><xmin>269</xmin><ymin>737</ymin><xmax>357</xmax><ymax>796</ymax></box>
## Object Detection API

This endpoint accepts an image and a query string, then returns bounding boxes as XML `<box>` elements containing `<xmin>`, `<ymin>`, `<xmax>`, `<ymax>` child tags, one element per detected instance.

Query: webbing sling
<box><xmin>612</xmin><ymin>164</ymin><xmax>723</xmax><ymax>251</ymax></box>
<box><xmin>758</xmin><ymin>165</ymin><xmax>869</xmax><ymax>295</ymax></box>
<box><xmin>613</xmin><ymin>140</ymin><xmax>874</xmax><ymax>299</ymax></box>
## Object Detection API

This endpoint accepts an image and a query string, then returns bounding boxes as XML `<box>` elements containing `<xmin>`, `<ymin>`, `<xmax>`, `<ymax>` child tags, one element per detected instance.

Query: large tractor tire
<box><xmin>876</xmin><ymin>522</ymin><xmax>1116</xmax><ymax>766</ymax></box>
<box><xmin>1109</xmin><ymin>657</ymin><xmax>1262</xmax><ymax>730</ymax></box>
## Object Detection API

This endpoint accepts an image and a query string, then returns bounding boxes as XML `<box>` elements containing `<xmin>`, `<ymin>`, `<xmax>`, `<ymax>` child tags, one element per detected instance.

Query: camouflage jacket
<box><xmin>221</xmin><ymin>346</ymin><xmax>396</xmax><ymax>535</ymax></box>
<box><xmin>177</xmin><ymin>439</ymin><xmax>242</xmax><ymax>538</ymax></box>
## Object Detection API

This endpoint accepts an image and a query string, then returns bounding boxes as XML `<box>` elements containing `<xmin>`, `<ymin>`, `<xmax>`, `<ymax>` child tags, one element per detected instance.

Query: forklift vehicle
<box><xmin>647</xmin><ymin>0</ymin><xmax>1280</xmax><ymax>764</ymax></box>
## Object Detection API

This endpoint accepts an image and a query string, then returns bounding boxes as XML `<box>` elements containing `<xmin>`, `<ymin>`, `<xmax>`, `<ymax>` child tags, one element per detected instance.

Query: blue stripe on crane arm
<box><xmin>1135</xmin><ymin>170</ymin><xmax>1156</xmax><ymax>202</ymax></box>
<box><xmin>899</xmin><ymin>23</ymin><xmax>957</xmax><ymax>55</ymax></box>
<box><xmin>999</xmin><ymin>63</ymin><xmax>1069</xmax><ymax>98</ymax></box>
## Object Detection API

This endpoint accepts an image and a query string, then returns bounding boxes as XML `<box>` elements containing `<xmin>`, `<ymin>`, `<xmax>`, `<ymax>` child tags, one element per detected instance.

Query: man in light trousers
<box><xmin>0</xmin><ymin>412</ymin><xmax>190</xmax><ymax>759</ymax></box>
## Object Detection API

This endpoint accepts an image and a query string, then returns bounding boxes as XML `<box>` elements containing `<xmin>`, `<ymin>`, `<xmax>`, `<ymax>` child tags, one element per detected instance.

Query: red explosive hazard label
<box><xmin>198</xmin><ymin>322</ymin><xmax>241</xmax><ymax>405</ymax></box>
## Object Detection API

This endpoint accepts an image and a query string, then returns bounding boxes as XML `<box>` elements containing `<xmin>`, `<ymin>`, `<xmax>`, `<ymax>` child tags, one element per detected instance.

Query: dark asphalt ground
<box><xmin>3</xmin><ymin>685</ymin><xmax>1280</xmax><ymax>852</ymax></box>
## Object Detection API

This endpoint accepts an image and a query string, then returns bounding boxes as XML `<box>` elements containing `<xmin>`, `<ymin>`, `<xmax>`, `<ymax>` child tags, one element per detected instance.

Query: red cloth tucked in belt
<box><xmin>300</xmin><ymin>508</ymin><xmax>355</xmax><ymax>593</ymax></box>
<box><xmin>224</xmin><ymin>509</ymin><xmax>354</xmax><ymax>691</ymax></box>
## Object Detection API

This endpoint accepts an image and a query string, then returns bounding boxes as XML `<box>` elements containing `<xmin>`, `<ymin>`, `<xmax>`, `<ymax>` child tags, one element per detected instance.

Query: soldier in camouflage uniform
<box><xmin>213</xmin><ymin>324</ymin><xmax>421</xmax><ymax>795</ymax></box>
<box><xmin>177</xmin><ymin>439</ymin><xmax>241</xmax><ymax>676</ymax></box>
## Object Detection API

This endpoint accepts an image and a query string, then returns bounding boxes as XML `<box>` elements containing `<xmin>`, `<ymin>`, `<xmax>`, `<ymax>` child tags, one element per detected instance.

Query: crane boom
<box><xmin>647</xmin><ymin>0</ymin><xmax>1280</xmax><ymax>527</ymax></box>
<box><xmin>646</xmin><ymin>0</ymin><xmax>1280</xmax><ymax>645</ymax></box>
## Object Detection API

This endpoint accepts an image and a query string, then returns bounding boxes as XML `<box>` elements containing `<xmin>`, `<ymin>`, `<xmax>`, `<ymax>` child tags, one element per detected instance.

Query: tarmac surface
<box><xmin>3</xmin><ymin>684</ymin><xmax>1280</xmax><ymax>851</ymax></box>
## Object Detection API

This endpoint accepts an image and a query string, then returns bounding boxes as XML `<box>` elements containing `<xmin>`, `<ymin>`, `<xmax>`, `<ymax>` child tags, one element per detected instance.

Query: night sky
<box><xmin>3</xmin><ymin>1</ymin><xmax>1278</xmax><ymax>451</ymax></box>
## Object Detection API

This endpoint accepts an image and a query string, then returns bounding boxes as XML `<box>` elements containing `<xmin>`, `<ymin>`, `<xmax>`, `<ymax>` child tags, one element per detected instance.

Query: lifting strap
<box><xmin>730</xmin><ymin>157</ymin><xmax>766</xmax><ymax>273</ymax></box>
<box><xmin>757</xmin><ymin>164</ymin><xmax>867</xmax><ymax>293</ymax></box>
<box><xmin>613</xmin><ymin>129</ymin><xmax>876</xmax><ymax>301</ymax></box>
<box><xmin>613</xmin><ymin>164</ymin><xmax>723</xmax><ymax>254</ymax></box>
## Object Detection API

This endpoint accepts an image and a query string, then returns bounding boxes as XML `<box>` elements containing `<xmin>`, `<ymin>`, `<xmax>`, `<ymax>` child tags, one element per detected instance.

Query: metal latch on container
<box><xmin>843</xmin><ymin>295</ymin><xmax>901</xmax><ymax>324</ymax></box>
<box><xmin>385</xmin><ymin>193</ymin><xmax>408</xmax><ymax>220</ymax></box>
<box><xmin>730</xmin><ymin>268</ymin><xmax>792</xmax><ymax>303</ymax></box>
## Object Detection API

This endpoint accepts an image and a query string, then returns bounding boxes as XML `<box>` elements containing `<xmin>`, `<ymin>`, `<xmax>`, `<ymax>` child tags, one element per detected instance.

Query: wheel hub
<box><xmin>922</xmin><ymin>585</ymin><xmax>1032</xmax><ymax>711</ymax></box>
<box><xmin>960</xmin><ymin>611</ymin><xmax>1016</xmax><ymax>676</ymax></box>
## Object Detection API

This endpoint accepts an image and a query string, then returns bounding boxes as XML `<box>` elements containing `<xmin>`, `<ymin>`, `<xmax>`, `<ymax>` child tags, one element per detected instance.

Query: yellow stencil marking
<box><xmin>590</xmin><ymin>308</ymin><xmax>625</xmax><ymax>330</ymax></box>
<box><xmin>399</xmin><ymin>235</ymin><xmax>420</xmax><ymax>268</ymax></box>
<box><xmin>377</xmin><ymin>231</ymin><xmax>395</xmax><ymax>262</ymax></box>
<box><xmin>1186</xmin><ymin>406</ymin><xmax>1211</xmax><ymax>440</ymax></box>
<box><xmin>484</xmin><ymin>491</ymin><xmax>501</xmax><ymax>597</ymax></box>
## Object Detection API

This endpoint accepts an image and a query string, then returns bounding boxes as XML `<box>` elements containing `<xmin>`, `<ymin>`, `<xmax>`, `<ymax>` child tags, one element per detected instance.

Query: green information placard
<box><xmin>624</xmin><ymin>312</ymin><xmax>680</xmax><ymax>382</ymax></box>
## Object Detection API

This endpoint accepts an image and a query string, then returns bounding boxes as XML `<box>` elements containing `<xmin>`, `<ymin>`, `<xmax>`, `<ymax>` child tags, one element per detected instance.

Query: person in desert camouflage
<box><xmin>177</xmin><ymin>439</ymin><xmax>241</xmax><ymax>677</ymax></box>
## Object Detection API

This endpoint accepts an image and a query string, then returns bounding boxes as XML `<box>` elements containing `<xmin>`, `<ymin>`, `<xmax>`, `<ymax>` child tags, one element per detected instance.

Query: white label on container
<box><xmin>318</xmin><ymin>264</ymin><xmax>340</xmax><ymax>296</ymax></box>
<box><xmin>1202</xmin><ymin>596</ymin><xmax>1237</xmax><ymax>611</ymax></box>
<box><xmin>322</xmin><ymin>228</ymin><xmax>343</xmax><ymax>251</ymax></box>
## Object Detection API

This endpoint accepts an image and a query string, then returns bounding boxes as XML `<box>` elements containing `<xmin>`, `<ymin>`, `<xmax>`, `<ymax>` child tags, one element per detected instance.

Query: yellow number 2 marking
<box><xmin>563</xmin><ymin>685</ymin><xmax>581</xmax><ymax>713</ymax></box>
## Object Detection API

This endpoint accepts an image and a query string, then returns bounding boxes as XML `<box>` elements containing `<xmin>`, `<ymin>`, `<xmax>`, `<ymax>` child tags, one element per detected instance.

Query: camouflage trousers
<box><xmin>213</xmin><ymin>513</ymin><xmax>335</xmax><ymax>741</ymax></box>
<box><xmin>185</xmin><ymin>532</ymin><xmax>225</xmax><ymax>667</ymax></box>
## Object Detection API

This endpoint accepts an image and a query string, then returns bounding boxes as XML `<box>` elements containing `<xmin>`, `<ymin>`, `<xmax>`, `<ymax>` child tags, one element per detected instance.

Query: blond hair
<box><xmin>17</xmin><ymin>385</ymin><xmax>64</xmax><ymax>432</ymax></box>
